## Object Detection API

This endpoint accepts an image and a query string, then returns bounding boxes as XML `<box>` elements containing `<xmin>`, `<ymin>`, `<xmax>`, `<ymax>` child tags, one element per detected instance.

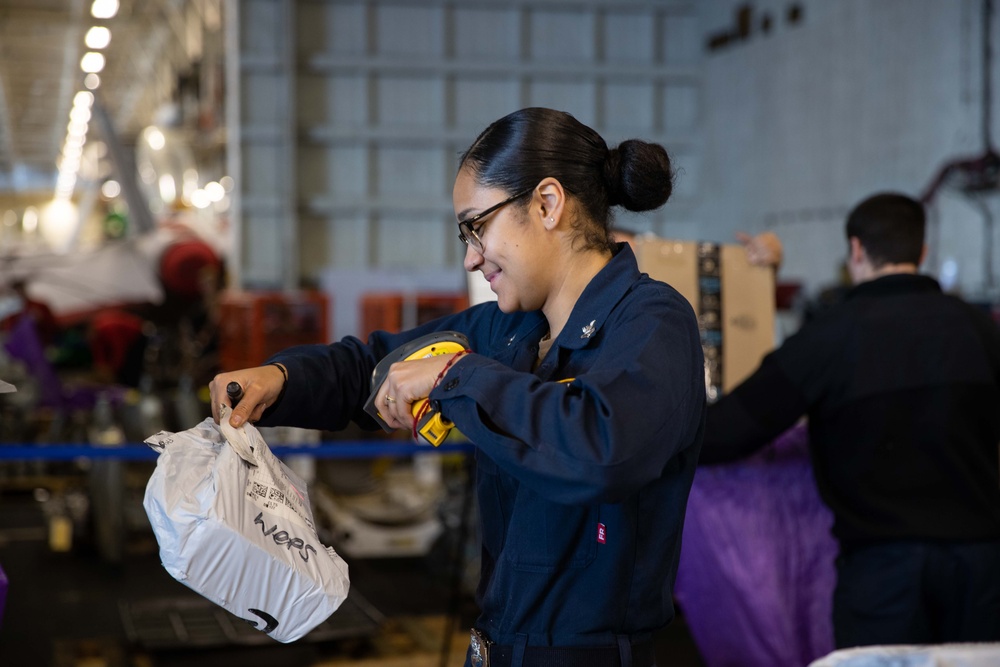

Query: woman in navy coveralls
<box><xmin>210</xmin><ymin>108</ymin><xmax>706</xmax><ymax>667</ymax></box>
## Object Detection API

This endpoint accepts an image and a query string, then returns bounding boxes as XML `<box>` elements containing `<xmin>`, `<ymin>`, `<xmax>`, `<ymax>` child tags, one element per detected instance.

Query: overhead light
<box><xmin>59</xmin><ymin>164</ymin><xmax>81</xmax><ymax>181</ymax></box>
<box><xmin>159</xmin><ymin>174</ymin><xmax>177</xmax><ymax>204</ymax></box>
<box><xmin>68</xmin><ymin>119</ymin><xmax>89</xmax><ymax>137</ymax></box>
<box><xmin>84</xmin><ymin>73</ymin><xmax>101</xmax><ymax>90</ymax></box>
<box><xmin>144</xmin><ymin>127</ymin><xmax>166</xmax><ymax>151</ymax></box>
<box><xmin>56</xmin><ymin>172</ymin><xmax>77</xmax><ymax>190</ymax></box>
<box><xmin>23</xmin><ymin>207</ymin><xmax>39</xmax><ymax>233</ymax></box>
<box><xmin>183</xmin><ymin>168</ymin><xmax>200</xmax><ymax>202</ymax></box>
<box><xmin>40</xmin><ymin>198</ymin><xmax>80</xmax><ymax>250</ymax></box>
<box><xmin>73</xmin><ymin>90</ymin><xmax>94</xmax><ymax>108</ymax></box>
<box><xmin>64</xmin><ymin>135</ymin><xmax>86</xmax><ymax>151</ymax></box>
<box><xmin>61</xmin><ymin>143</ymin><xmax>82</xmax><ymax>159</ymax></box>
<box><xmin>101</xmin><ymin>180</ymin><xmax>122</xmax><ymax>199</ymax></box>
<box><xmin>58</xmin><ymin>176</ymin><xmax>79</xmax><ymax>194</ymax></box>
<box><xmin>66</xmin><ymin>120</ymin><xmax>89</xmax><ymax>137</ymax></box>
<box><xmin>85</xmin><ymin>26</ymin><xmax>112</xmax><ymax>49</ymax></box>
<box><xmin>58</xmin><ymin>162</ymin><xmax>80</xmax><ymax>178</ymax></box>
<box><xmin>81</xmin><ymin>52</ymin><xmax>106</xmax><ymax>74</ymax></box>
<box><xmin>204</xmin><ymin>181</ymin><xmax>225</xmax><ymax>202</ymax></box>
<box><xmin>64</xmin><ymin>141</ymin><xmax>86</xmax><ymax>157</ymax></box>
<box><xmin>191</xmin><ymin>189</ymin><xmax>212</xmax><ymax>209</ymax></box>
<box><xmin>69</xmin><ymin>106</ymin><xmax>92</xmax><ymax>123</ymax></box>
<box><xmin>91</xmin><ymin>0</ymin><xmax>119</xmax><ymax>20</ymax></box>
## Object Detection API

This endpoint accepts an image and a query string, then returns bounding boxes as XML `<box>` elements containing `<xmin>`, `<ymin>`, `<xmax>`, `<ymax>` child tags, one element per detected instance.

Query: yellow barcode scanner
<box><xmin>363</xmin><ymin>331</ymin><xmax>471</xmax><ymax>446</ymax></box>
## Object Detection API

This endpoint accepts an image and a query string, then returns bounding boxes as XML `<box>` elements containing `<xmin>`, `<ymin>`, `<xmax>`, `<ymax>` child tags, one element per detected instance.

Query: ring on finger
<box><xmin>385</xmin><ymin>395</ymin><xmax>396</xmax><ymax>405</ymax></box>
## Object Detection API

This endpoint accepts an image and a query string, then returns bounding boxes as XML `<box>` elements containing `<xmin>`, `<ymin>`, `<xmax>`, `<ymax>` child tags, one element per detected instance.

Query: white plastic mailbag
<box><xmin>142</xmin><ymin>407</ymin><xmax>349</xmax><ymax>643</ymax></box>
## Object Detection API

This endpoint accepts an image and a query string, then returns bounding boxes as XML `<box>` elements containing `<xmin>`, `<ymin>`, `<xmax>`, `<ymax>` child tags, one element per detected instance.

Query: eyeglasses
<box><xmin>457</xmin><ymin>187</ymin><xmax>534</xmax><ymax>252</ymax></box>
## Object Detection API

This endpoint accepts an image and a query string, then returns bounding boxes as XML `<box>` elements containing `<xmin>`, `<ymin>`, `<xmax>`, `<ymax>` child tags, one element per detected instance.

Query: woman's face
<box><xmin>453</xmin><ymin>168</ymin><xmax>555</xmax><ymax>313</ymax></box>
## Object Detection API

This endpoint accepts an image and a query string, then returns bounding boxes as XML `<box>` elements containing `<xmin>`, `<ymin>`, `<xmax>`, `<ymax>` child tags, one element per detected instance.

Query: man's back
<box><xmin>703</xmin><ymin>192</ymin><xmax>1000</xmax><ymax>648</ymax></box>
<box><xmin>703</xmin><ymin>273</ymin><xmax>1000</xmax><ymax>546</ymax></box>
<box><xmin>784</xmin><ymin>273</ymin><xmax>1000</xmax><ymax>545</ymax></box>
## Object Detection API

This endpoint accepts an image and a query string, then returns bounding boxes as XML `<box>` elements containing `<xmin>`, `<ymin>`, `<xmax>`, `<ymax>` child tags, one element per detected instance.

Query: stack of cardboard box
<box><xmin>634</xmin><ymin>237</ymin><xmax>776</xmax><ymax>401</ymax></box>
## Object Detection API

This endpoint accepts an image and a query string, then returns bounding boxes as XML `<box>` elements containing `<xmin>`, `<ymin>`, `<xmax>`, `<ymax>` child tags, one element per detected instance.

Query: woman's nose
<box><xmin>463</xmin><ymin>243</ymin><xmax>483</xmax><ymax>272</ymax></box>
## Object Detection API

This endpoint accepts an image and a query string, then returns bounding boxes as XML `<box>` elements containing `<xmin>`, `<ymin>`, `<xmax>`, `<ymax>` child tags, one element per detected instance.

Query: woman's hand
<box><xmin>374</xmin><ymin>352</ymin><xmax>464</xmax><ymax>430</ymax></box>
<box><xmin>209</xmin><ymin>363</ymin><xmax>287</xmax><ymax>427</ymax></box>
<box><xmin>737</xmin><ymin>231</ymin><xmax>783</xmax><ymax>270</ymax></box>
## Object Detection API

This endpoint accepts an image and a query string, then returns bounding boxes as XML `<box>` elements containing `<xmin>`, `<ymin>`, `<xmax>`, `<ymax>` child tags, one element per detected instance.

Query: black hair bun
<box><xmin>605</xmin><ymin>140</ymin><xmax>674</xmax><ymax>212</ymax></box>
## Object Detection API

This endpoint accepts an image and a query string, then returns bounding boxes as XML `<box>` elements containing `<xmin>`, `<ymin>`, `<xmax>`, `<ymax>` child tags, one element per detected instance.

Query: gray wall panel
<box><xmin>231</xmin><ymin>0</ymin><xmax>700</xmax><ymax>289</ymax></box>
<box><xmin>375</xmin><ymin>5</ymin><xmax>444</xmax><ymax>57</ymax></box>
<box><xmin>453</xmin><ymin>8</ymin><xmax>521</xmax><ymax>58</ymax></box>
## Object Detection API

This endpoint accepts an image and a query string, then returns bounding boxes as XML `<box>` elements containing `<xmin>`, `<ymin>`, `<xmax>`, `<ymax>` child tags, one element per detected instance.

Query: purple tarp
<box><xmin>675</xmin><ymin>425</ymin><xmax>838</xmax><ymax>667</ymax></box>
<box><xmin>3</xmin><ymin>315</ymin><xmax>63</xmax><ymax>408</ymax></box>
<box><xmin>0</xmin><ymin>560</ymin><xmax>6</xmax><ymax>629</ymax></box>
<box><xmin>2</xmin><ymin>315</ymin><xmax>115</xmax><ymax>413</ymax></box>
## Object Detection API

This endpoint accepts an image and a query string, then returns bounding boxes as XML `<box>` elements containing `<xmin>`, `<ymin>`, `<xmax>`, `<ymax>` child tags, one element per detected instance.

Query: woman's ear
<box><xmin>534</xmin><ymin>177</ymin><xmax>565</xmax><ymax>230</ymax></box>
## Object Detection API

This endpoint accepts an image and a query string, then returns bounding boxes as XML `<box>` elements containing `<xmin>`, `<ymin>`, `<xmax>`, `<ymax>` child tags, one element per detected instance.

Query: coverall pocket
<box><xmin>507</xmin><ymin>489</ymin><xmax>598</xmax><ymax>573</ymax></box>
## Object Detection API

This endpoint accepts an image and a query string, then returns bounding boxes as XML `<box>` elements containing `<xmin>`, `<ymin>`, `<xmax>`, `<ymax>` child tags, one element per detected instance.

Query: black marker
<box><xmin>227</xmin><ymin>381</ymin><xmax>244</xmax><ymax>406</ymax></box>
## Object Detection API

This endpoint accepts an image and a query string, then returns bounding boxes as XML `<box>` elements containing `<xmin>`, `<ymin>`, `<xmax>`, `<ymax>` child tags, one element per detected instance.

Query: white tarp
<box><xmin>810</xmin><ymin>643</ymin><xmax>1000</xmax><ymax>667</ymax></box>
<box><xmin>1</xmin><ymin>238</ymin><xmax>164</xmax><ymax>317</ymax></box>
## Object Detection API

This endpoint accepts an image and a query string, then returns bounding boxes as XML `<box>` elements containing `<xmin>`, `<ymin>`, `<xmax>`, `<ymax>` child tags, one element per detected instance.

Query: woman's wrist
<box><xmin>268</xmin><ymin>362</ymin><xmax>288</xmax><ymax>404</ymax></box>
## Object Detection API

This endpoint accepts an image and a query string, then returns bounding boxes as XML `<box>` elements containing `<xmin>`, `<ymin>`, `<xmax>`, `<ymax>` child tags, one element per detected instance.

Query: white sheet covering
<box><xmin>810</xmin><ymin>643</ymin><xmax>1000</xmax><ymax>667</ymax></box>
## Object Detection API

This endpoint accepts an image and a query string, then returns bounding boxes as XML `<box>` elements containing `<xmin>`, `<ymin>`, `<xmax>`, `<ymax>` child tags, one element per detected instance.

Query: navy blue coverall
<box><xmin>260</xmin><ymin>244</ymin><xmax>706</xmax><ymax>664</ymax></box>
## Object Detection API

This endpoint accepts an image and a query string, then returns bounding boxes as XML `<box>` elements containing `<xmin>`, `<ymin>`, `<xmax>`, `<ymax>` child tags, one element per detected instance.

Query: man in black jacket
<box><xmin>701</xmin><ymin>192</ymin><xmax>1000</xmax><ymax>648</ymax></box>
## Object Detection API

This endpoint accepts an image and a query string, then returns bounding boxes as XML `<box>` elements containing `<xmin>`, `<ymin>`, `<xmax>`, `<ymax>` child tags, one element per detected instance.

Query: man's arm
<box><xmin>700</xmin><ymin>354</ymin><xmax>809</xmax><ymax>464</ymax></box>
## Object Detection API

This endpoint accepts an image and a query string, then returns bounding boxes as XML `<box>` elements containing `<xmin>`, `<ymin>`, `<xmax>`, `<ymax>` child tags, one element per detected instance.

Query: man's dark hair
<box><xmin>845</xmin><ymin>192</ymin><xmax>925</xmax><ymax>267</ymax></box>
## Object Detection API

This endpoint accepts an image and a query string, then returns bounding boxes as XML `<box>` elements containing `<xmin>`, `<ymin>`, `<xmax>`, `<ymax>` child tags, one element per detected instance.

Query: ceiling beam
<box><xmin>0</xmin><ymin>7</ymin><xmax>78</xmax><ymax>27</ymax></box>
<box><xmin>50</xmin><ymin>0</ymin><xmax>87</xmax><ymax>178</ymax></box>
<box><xmin>0</xmin><ymin>69</ymin><xmax>17</xmax><ymax>172</ymax></box>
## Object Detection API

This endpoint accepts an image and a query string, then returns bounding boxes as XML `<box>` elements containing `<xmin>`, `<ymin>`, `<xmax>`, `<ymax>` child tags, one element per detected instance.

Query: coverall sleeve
<box><xmin>257</xmin><ymin>304</ymin><xmax>500</xmax><ymax>432</ymax></box>
<box><xmin>430</xmin><ymin>288</ymin><xmax>706</xmax><ymax>505</ymax></box>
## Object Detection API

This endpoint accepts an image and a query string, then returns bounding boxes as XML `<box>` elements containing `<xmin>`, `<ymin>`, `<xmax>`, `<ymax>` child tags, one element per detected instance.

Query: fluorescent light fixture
<box><xmin>85</xmin><ymin>26</ymin><xmax>112</xmax><ymax>49</ymax></box>
<box><xmin>40</xmin><ymin>198</ymin><xmax>80</xmax><ymax>250</ymax></box>
<box><xmin>23</xmin><ymin>207</ymin><xmax>39</xmax><ymax>233</ymax></box>
<box><xmin>101</xmin><ymin>180</ymin><xmax>122</xmax><ymax>199</ymax></box>
<box><xmin>69</xmin><ymin>106</ymin><xmax>92</xmax><ymax>123</ymax></box>
<box><xmin>80</xmin><ymin>52</ymin><xmax>106</xmax><ymax>74</ymax></box>
<box><xmin>144</xmin><ymin>127</ymin><xmax>166</xmax><ymax>151</ymax></box>
<box><xmin>91</xmin><ymin>0</ymin><xmax>119</xmax><ymax>19</ymax></box>
<box><xmin>158</xmin><ymin>174</ymin><xmax>177</xmax><ymax>204</ymax></box>
<box><xmin>204</xmin><ymin>181</ymin><xmax>225</xmax><ymax>202</ymax></box>
<box><xmin>68</xmin><ymin>120</ymin><xmax>89</xmax><ymax>137</ymax></box>
<box><xmin>73</xmin><ymin>91</ymin><xmax>95</xmax><ymax>108</ymax></box>
<box><xmin>191</xmin><ymin>189</ymin><xmax>212</xmax><ymax>209</ymax></box>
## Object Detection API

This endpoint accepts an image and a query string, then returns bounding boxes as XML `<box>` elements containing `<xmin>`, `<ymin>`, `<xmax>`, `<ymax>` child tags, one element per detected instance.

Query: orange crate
<box><xmin>218</xmin><ymin>290</ymin><xmax>329</xmax><ymax>371</ymax></box>
<box><xmin>360</xmin><ymin>292</ymin><xmax>468</xmax><ymax>335</ymax></box>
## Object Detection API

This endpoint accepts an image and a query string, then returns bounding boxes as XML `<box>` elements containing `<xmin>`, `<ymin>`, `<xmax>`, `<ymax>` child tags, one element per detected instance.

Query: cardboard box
<box><xmin>634</xmin><ymin>237</ymin><xmax>776</xmax><ymax>400</ymax></box>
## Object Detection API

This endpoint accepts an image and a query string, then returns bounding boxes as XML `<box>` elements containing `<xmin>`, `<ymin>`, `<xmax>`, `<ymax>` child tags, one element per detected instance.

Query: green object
<box><xmin>104</xmin><ymin>211</ymin><xmax>128</xmax><ymax>239</ymax></box>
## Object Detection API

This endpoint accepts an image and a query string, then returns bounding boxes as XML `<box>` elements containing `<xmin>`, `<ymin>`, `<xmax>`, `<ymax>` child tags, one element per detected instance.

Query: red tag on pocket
<box><xmin>596</xmin><ymin>523</ymin><xmax>606</xmax><ymax>544</ymax></box>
